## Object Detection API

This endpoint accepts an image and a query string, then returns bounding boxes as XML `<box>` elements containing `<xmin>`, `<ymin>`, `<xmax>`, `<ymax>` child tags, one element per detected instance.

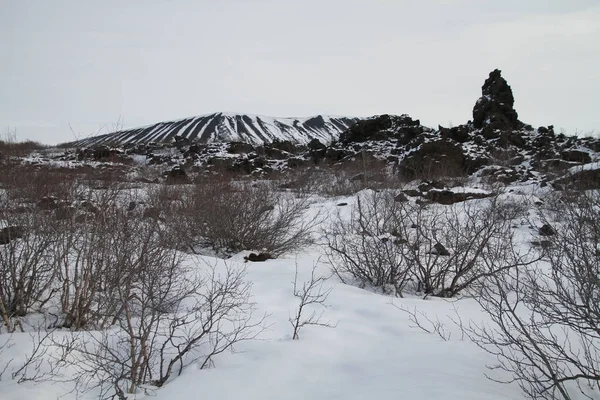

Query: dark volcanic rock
<box><xmin>339</xmin><ymin>114</ymin><xmax>424</xmax><ymax>144</ymax></box>
<box><xmin>228</xmin><ymin>142</ymin><xmax>255</xmax><ymax>154</ymax></box>
<box><xmin>558</xmin><ymin>167</ymin><xmax>600</xmax><ymax>190</ymax></box>
<box><xmin>439</xmin><ymin>125</ymin><xmax>471</xmax><ymax>143</ymax></box>
<box><xmin>430</xmin><ymin>242</ymin><xmax>450</xmax><ymax>256</ymax></box>
<box><xmin>472</xmin><ymin>69</ymin><xmax>522</xmax><ymax>131</ymax></box>
<box><xmin>539</xmin><ymin>224</ymin><xmax>556</xmax><ymax>236</ymax></box>
<box><xmin>394</xmin><ymin>193</ymin><xmax>409</xmax><ymax>202</ymax></box>
<box><xmin>0</xmin><ymin>226</ymin><xmax>24</xmax><ymax>245</ymax></box>
<box><xmin>424</xmin><ymin>189</ymin><xmax>493</xmax><ymax>205</ymax></box>
<box><xmin>165</xmin><ymin>166</ymin><xmax>189</xmax><ymax>184</ymax></box>
<box><xmin>399</xmin><ymin>140</ymin><xmax>466</xmax><ymax>179</ymax></box>
<box><xmin>244</xmin><ymin>252</ymin><xmax>273</xmax><ymax>262</ymax></box>
<box><xmin>561</xmin><ymin>150</ymin><xmax>591</xmax><ymax>164</ymax></box>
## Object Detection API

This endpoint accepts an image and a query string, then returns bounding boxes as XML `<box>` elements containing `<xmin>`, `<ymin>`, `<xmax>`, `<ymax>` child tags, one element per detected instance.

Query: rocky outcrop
<box><xmin>472</xmin><ymin>69</ymin><xmax>522</xmax><ymax>131</ymax></box>
<box><xmin>45</xmin><ymin>69</ymin><xmax>597</xmax><ymax>187</ymax></box>
<box><xmin>339</xmin><ymin>114</ymin><xmax>427</xmax><ymax>145</ymax></box>
<box><xmin>399</xmin><ymin>140</ymin><xmax>467</xmax><ymax>178</ymax></box>
<box><xmin>423</xmin><ymin>189</ymin><xmax>493</xmax><ymax>205</ymax></box>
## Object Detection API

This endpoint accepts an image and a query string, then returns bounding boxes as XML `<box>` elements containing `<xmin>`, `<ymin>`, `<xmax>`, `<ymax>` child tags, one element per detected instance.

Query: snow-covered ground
<box><xmin>150</xmin><ymin>252</ymin><xmax>524</xmax><ymax>400</ymax></box>
<box><xmin>0</xmin><ymin>186</ymin><xmax>578</xmax><ymax>400</ymax></box>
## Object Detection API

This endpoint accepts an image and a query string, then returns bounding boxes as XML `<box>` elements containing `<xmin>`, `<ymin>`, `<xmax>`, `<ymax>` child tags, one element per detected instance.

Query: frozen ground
<box><xmin>0</xmin><ymin>188</ymin><xmax>557</xmax><ymax>400</ymax></box>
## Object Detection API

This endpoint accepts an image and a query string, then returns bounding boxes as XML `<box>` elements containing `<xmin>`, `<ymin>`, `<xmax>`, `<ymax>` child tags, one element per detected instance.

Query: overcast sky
<box><xmin>1</xmin><ymin>0</ymin><xmax>599</xmax><ymax>145</ymax></box>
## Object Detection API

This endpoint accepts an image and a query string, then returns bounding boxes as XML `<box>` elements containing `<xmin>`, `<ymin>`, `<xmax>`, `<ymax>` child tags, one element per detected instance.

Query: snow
<box><xmin>0</xmin><ymin>188</ymin><xmax>575</xmax><ymax>400</ymax></box>
<box><xmin>73</xmin><ymin>113</ymin><xmax>358</xmax><ymax>147</ymax></box>
<box><xmin>568</xmin><ymin>161</ymin><xmax>600</xmax><ymax>174</ymax></box>
<box><xmin>148</xmin><ymin>251</ymin><xmax>523</xmax><ymax>400</ymax></box>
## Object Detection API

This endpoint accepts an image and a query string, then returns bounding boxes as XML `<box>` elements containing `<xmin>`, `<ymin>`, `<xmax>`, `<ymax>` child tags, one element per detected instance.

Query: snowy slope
<box><xmin>70</xmin><ymin>113</ymin><xmax>360</xmax><ymax>147</ymax></box>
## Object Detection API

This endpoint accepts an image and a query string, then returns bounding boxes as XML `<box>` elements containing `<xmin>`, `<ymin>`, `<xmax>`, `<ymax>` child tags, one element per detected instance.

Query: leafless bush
<box><xmin>325</xmin><ymin>189</ymin><xmax>528</xmax><ymax>298</ymax></box>
<box><xmin>315</xmin><ymin>170</ymin><xmax>365</xmax><ymax>197</ymax></box>
<box><xmin>0</xmin><ymin>128</ymin><xmax>46</xmax><ymax>157</ymax></box>
<box><xmin>399</xmin><ymin>196</ymin><xmax>529</xmax><ymax>298</ymax></box>
<box><xmin>56</xmin><ymin>262</ymin><xmax>262</xmax><ymax>399</ymax></box>
<box><xmin>467</xmin><ymin>190</ymin><xmax>600</xmax><ymax>400</ymax></box>
<box><xmin>324</xmin><ymin>190</ymin><xmax>412</xmax><ymax>296</ymax></box>
<box><xmin>289</xmin><ymin>263</ymin><xmax>335</xmax><ymax>340</ymax></box>
<box><xmin>314</xmin><ymin>164</ymin><xmax>400</xmax><ymax>198</ymax></box>
<box><xmin>0</xmin><ymin>210</ymin><xmax>57</xmax><ymax>331</ymax></box>
<box><xmin>394</xmin><ymin>304</ymin><xmax>452</xmax><ymax>341</ymax></box>
<box><xmin>173</xmin><ymin>178</ymin><xmax>316</xmax><ymax>257</ymax></box>
<box><xmin>52</xmin><ymin>198</ymin><xmax>185</xmax><ymax>331</ymax></box>
<box><xmin>0</xmin><ymin>324</ymin><xmax>58</xmax><ymax>384</ymax></box>
<box><xmin>272</xmin><ymin>167</ymin><xmax>323</xmax><ymax>198</ymax></box>
<box><xmin>0</xmin><ymin>335</ymin><xmax>12</xmax><ymax>379</ymax></box>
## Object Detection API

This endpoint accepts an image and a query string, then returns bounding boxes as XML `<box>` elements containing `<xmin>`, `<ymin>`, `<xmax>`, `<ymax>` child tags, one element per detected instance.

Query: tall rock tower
<box><xmin>472</xmin><ymin>69</ymin><xmax>522</xmax><ymax>131</ymax></box>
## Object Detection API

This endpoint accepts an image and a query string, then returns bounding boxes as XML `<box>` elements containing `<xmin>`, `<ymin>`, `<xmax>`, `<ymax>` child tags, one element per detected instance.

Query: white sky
<box><xmin>1</xmin><ymin>0</ymin><xmax>599</xmax><ymax>144</ymax></box>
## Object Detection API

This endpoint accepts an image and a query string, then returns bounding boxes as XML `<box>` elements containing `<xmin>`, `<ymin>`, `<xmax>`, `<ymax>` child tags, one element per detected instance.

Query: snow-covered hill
<box><xmin>69</xmin><ymin>113</ymin><xmax>360</xmax><ymax>147</ymax></box>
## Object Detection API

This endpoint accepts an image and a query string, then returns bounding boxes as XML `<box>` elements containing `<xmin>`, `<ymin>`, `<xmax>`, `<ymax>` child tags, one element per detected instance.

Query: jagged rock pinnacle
<box><xmin>472</xmin><ymin>69</ymin><xmax>522</xmax><ymax>130</ymax></box>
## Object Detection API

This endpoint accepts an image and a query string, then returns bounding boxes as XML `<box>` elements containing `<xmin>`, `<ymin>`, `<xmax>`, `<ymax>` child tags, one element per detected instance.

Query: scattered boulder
<box><xmin>402</xmin><ymin>189</ymin><xmax>422</xmax><ymax>197</ymax></box>
<box><xmin>173</xmin><ymin>135</ymin><xmax>191</xmax><ymax>147</ymax></box>
<box><xmin>339</xmin><ymin>114</ymin><xmax>424</xmax><ymax>144</ymax></box>
<box><xmin>0</xmin><ymin>226</ymin><xmax>24</xmax><ymax>245</ymax></box>
<box><xmin>244</xmin><ymin>252</ymin><xmax>273</xmax><ymax>262</ymax></box>
<box><xmin>538</xmin><ymin>224</ymin><xmax>556</xmax><ymax>236</ymax></box>
<box><xmin>287</xmin><ymin>157</ymin><xmax>307</xmax><ymax>169</ymax></box>
<box><xmin>228</xmin><ymin>142</ymin><xmax>254</xmax><ymax>154</ymax></box>
<box><xmin>439</xmin><ymin>124</ymin><xmax>470</xmax><ymax>143</ymax></box>
<box><xmin>165</xmin><ymin>166</ymin><xmax>189</xmax><ymax>184</ymax></box>
<box><xmin>418</xmin><ymin>180</ymin><xmax>445</xmax><ymax>192</ymax></box>
<box><xmin>561</xmin><ymin>150</ymin><xmax>591</xmax><ymax>164</ymax></box>
<box><xmin>399</xmin><ymin>140</ymin><xmax>466</xmax><ymax>179</ymax></box>
<box><xmin>394</xmin><ymin>193</ymin><xmax>409</xmax><ymax>202</ymax></box>
<box><xmin>430</xmin><ymin>243</ymin><xmax>450</xmax><ymax>256</ymax></box>
<box><xmin>423</xmin><ymin>189</ymin><xmax>492</xmax><ymax>205</ymax></box>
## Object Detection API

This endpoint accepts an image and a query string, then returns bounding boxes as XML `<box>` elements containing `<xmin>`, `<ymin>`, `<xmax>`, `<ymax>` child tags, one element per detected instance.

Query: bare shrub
<box><xmin>325</xmin><ymin>189</ymin><xmax>528</xmax><ymax>298</ymax></box>
<box><xmin>467</xmin><ymin>190</ymin><xmax>600</xmax><ymax>400</ymax></box>
<box><xmin>173</xmin><ymin>178</ymin><xmax>316</xmax><ymax>257</ymax></box>
<box><xmin>399</xmin><ymin>197</ymin><xmax>527</xmax><ymax>298</ymax></box>
<box><xmin>314</xmin><ymin>163</ymin><xmax>400</xmax><ymax>198</ymax></box>
<box><xmin>0</xmin><ymin>210</ymin><xmax>57</xmax><ymax>331</ymax></box>
<box><xmin>56</xmin><ymin>261</ymin><xmax>262</xmax><ymax>399</ymax></box>
<box><xmin>289</xmin><ymin>263</ymin><xmax>335</xmax><ymax>340</ymax></box>
<box><xmin>52</xmin><ymin>198</ymin><xmax>185</xmax><ymax>330</ymax></box>
<box><xmin>315</xmin><ymin>170</ymin><xmax>365</xmax><ymax>197</ymax></box>
<box><xmin>324</xmin><ymin>190</ymin><xmax>413</xmax><ymax>296</ymax></box>
<box><xmin>394</xmin><ymin>304</ymin><xmax>453</xmax><ymax>342</ymax></box>
<box><xmin>0</xmin><ymin>327</ymin><xmax>57</xmax><ymax>383</ymax></box>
